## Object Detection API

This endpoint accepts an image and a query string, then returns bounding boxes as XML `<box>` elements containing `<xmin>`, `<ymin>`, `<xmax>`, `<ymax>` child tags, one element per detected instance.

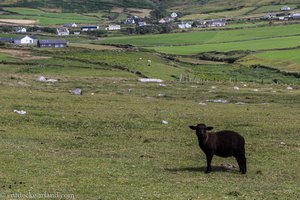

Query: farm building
<box><xmin>291</xmin><ymin>13</ymin><xmax>300</xmax><ymax>19</ymax></box>
<box><xmin>16</xmin><ymin>27</ymin><xmax>27</xmax><ymax>33</ymax></box>
<box><xmin>124</xmin><ymin>18</ymin><xmax>136</xmax><ymax>25</ymax></box>
<box><xmin>63</xmin><ymin>23</ymin><xmax>77</xmax><ymax>27</ymax></box>
<box><xmin>171</xmin><ymin>12</ymin><xmax>178</xmax><ymax>18</ymax></box>
<box><xmin>108</xmin><ymin>25</ymin><xmax>121</xmax><ymax>31</ymax></box>
<box><xmin>206</xmin><ymin>19</ymin><xmax>226</xmax><ymax>27</ymax></box>
<box><xmin>56</xmin><ymin>27</ymin><xmax>69</xmax><ymax>36</ymax></box>
<box><xmin>0</xmin><ymin>37</ymin><xmax>14</xmax><ymax>43</ymax></box>
<box><xmin>159</xmin><ymin>17</ymin><xmax>174</xmax><ymax>24</ymax></box>
<box><xmin>281</xmin><ymin>6</ymin><xmax>291</xmax><ymax>11</ymax></box>
<box><xmin>81</xmin><ymin>25</ymin><xmax>99</xmax><ymax>31</ymax></box>
<box><xmin>178</xmin><ymin>22</ymin><xmax>192</xmax><ymax>29</ymax></box>
<box><xmin>37</xmin><ymin>39</ymin><xmax>67</xmax><ymax>48</ymax></box>
<box><xmin>14</xmin><ymin>35</ymin><xmax>37</xmax><ymax>45</ymax></box>
<box><xmin>138</xmin><ymin>22</ymin><xmax>147</xmax><ymax>27</ymax></box>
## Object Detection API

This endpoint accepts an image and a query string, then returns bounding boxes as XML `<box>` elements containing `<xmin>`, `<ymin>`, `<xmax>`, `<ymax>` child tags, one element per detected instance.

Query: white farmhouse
<box><xmin>16</xmin><ymin>27</ymin><xmax>27</xmax><ymax>33</ymax></box>
<box><xmin>56</xmin><ymin>27</ymin><xmax>70</xmax><ymax>36</ymax></box>
<box><xmin>14</xmin><ymin>35</ymin><xmax>37</xmax><ymax>45</ymax></box>
<box><xmin>171</xmin><ymin>12</ymin><xmax>178</xmax><ymax>18</ymax></box>
<box><xmin>108</xmin><ymin>25</ymin><xmax>121</xmax><ymax>31</ymax></box>
<box><xmin>178</xmin><ymin>22</ymin><xmax>192</xmax><ymax>29</ymax></box>
<box><xmin>281</xmin><ymin>6</ymin><xmax>291</xmax><ymax>11</ymax></box>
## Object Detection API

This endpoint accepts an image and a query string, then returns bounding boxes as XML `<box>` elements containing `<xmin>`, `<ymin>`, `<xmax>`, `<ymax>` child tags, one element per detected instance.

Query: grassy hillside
<box><xmin>0</xmin><ymin>0</ymin><xmax>155</xmax><ymax>12</ymax></box>
<box><xmin>0</xmin><ymin>47</ymin><xmax>300</xmax><ymax>199</ymax></box>
<box><xmin>98</xmin><ymin>24</ymin><xmax>300</xmax><ymax>47</ymax></box>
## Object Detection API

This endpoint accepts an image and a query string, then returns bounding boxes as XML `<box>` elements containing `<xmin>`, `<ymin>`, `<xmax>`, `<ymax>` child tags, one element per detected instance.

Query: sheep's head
<box><xmin>189</xmin><ymin>124</ymin><xmax>213</xmax><ymax>136</ymax></box>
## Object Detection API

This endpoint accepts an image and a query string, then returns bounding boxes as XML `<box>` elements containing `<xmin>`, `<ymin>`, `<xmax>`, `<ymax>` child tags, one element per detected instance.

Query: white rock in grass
<box><xmin>46</xmin><ymin>78</ymin><xmax>58</xmax><ymax>83</ymax></box>
<box><xmin>287</xmin><ymin>86</ymin><xmax>293</xmax><ymax>90</ymax></box>
<box><xmin>280</xmin><ymin>142</ymin><xmax>286</xmax><ymax>145</ymax></box>
<box><xmin>161</xmin><ymin>120</ymin><xmax>168</xmax><ymax>125</ymax></box>
<box><xmin>211</xmin><ymin>86</ymin><xmax>216</xmax><ymax>89</ymax></box>
<box><xmin>139</xmin><ymin>78</ymin><xmax>163</xmax><ymax>83</ymax></box>
<box><xmin>159</xmin><ymin>83</ymin><xmax>166</xmax><ymax>87</ymax></box>
<box><xmin>199</xmin><ymin>102</ymin><xmax>207</xmax><ymax>106</ymax></box>
<box><xmin>233</xmin><ymin>86</ymin><xmax>240</xmax><ymax>90</ymax></box>
<box><xmin>37</xmin><ymin>76</ymin><xmax>46</xmax><ymax>82</ymax></box>
<box><xmin>70</xmin><ymin>88</ymin><xmax>82</xmax><ymax>95</ymax></box>
<box><xmin>251</xmin><ymin>89</ymin><xmax>259</xmax><ymax>92</ymax></box>
<box><xmin>14</xmin><ymin>110</ymin><xmax>26</xmax><ymax>115</ymax></box>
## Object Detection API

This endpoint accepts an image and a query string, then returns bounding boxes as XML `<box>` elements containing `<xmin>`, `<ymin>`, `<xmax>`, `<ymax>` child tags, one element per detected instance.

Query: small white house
<box><xmin>159</xmin><ymin>19</ymin><xmax>166</xmax><ymax>24</ymax></box>
<box><xmin>14</xmin><ymin>35</ymin><xmax>37</xmax><ymax>45</ymax></box>
<box><xmin>56</xmin><ymin>27</ymin><xmax>69</xmax><ymax>36</ymax></box>
<box><xmin>171</xmin><ymin>12</ymin><xmax>178</xmax><ymax>18</ymax></box>
<box><xmin>138</xmin><ymin>22</ymin><xmax>147</xmax><ymax>27</ymax></box>
<box><xmin>16</xmin><ymin>27</ymin><xmax>27</xmax><ymax>33</ymax></box>
<box><xmin>108</xmin><ymin>25</ymin><xmax>121</xmax><ymax>31</ymax></box>
<box><xmin>81</xmin><ymin>25</ymin><xmax>99</xmax><ymax>31</ymax></box>
<box><xmin>281</xmin><ymin>6</ymin><xmax>291</xmax><ymax>11</ymax></box>
<box><xmin>206</xmin><ymin>19</ymin><xmax>226</xmax><ymax>27</ymax></box>
<box><xmin>63</xmin><ymin>23</ymin><xmax>77</xmax><ymax>27</ymax></box>
<box><xmin>291</xmin><ymin>13</ymin><xmax>300</xmax><ymax>19</ymax></box>
<box><xmin>178</xmin><ymin>22</ymin><xmax>192</xmax><ymax>29</ymax></box>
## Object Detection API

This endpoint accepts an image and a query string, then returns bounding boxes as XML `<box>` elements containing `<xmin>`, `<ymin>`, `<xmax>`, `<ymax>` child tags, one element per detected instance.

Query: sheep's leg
<box><xmin>205</xmin><ymin>153</ymin><xmax>213</xmax><ymax>173</ymax></box>
<box><xmin>242</xmin><ymin>157</ymin><xmax>247</xmax><ymax>174</ymax></box>
<box><xmin>235</xmin><ymin>156</ymin><xmax>243</xmax><ymax>172</ymax></box>
<box><xmin>235</xmin><ymin>155</ymin><xmax>247</xmax><ymax>174</ymax></box>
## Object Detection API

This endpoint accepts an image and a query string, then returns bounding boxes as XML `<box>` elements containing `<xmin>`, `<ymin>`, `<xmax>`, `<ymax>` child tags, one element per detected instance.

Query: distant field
<box><xmin>251</xmin><ymin>4</ymin><xmax>298</xmax><ymax>14</ymax></box>
<box><xmin>1</xmin><ymin>7</ymin><xmax>101</xmax><ymax>25</ymax></box>
<box><xmin>0</xmin><ymin>19</ymin><xmax>37</xmax><ymax>25</ymax></box>
<box><xmin>151</xmin><ymin>35</ymin><xmax>300</xmax><ymax>55</ymax></box>
<box><xmin>240</xmin><ymin>49</ymin><xmax>300</xmax><ymax>72</ymax></box>
<box><xmin>98</xmin><ymin>24</ymin><xmax>300</xmax><ymax>47</ymax></box>
<box><xmin>180</xmin><ymin>7</ymin><xmax>256</xmax><ymax>20</ymax></box>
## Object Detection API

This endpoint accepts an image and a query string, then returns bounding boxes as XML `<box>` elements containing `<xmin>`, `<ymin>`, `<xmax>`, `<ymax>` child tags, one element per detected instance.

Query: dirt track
<box><xmin>0</xmin><ymin>19</ymin><xmax>37</xmax><ymax>25</ymax></box>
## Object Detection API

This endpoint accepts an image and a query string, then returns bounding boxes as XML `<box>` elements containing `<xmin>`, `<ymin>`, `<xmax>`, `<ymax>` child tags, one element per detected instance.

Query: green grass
<box><xmin>98</xmin><ymin>24</ymin><xmax>300</xmax><ymax>47</ymax></box>
<box><xmin>251</xmin><ymin>4</ymin><xmax>298</xmax><ymax>14</ymax></box>
<box><xmin>151</xmin><ymin>35</ymin><xmax>300</xmax><ymax>55</ymax></box>
<box><xmin>0</xmin><ymin>69</ymin><xmax>299</xmax><ymax>199</ymax></box>
<box><xmin>0</xmin><ymin>52</ymin><xmax>19</xmax><ymax>62</ymax></box>
<box><xmin>180</xmin><ymin>7</ymin><xmax>256</xmax><ymax>20</ymax></box>
<box><xmin>0</xmin><ymin>42</ymin><xmax>299</xmax><ymax>199</ymax></box>
<box><xmin>240</xmin><ymin>49</ymin><xmax>300</xmax><ymax>72</ymax></box>
<box><xmin>1</xmin><ymin>7</ymin><xmax>101</xmax><ymax>25</ymax></box>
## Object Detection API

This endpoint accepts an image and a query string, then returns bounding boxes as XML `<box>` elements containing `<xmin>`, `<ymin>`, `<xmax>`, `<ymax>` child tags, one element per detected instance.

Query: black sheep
<box><xmin>189</xmin><ymin>124</ymin><xmax>247</xmax><ymax>174</ymax></box>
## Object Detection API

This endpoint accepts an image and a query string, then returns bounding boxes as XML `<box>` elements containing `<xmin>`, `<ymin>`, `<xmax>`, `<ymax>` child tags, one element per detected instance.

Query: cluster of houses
<box><xmin>0</xmin><ymin>35</ymin><xmax>67</xmax><ymax>48</ymax></box>
<box><xmin>263</xmin><ymin>12</ymin><xmax>300</xmax><ymax>20</ymax></box>
<box><xmin>263</xmin><ymin>6</ymin><xmax>300</xmax><ymax>20</ymax></box>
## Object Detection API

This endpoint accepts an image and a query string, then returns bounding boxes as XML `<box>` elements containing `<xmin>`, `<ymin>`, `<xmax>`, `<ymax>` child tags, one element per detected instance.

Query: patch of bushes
<box><xmin>197</xmin><ymin>50</ymin><xmax>252</xmax><ymax>63</ymax></box>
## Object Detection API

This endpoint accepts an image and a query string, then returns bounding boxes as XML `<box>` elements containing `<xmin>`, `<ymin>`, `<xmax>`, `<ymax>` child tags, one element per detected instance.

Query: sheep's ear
<box><xmin>189</xmin><ymin>126</ymin><xmax>196</xmax><ymax>130</ymax></box>
<box><xmin>206</xmin><ymin>126</ymin><xmax>214</xmax><ymax>130</ymax></box>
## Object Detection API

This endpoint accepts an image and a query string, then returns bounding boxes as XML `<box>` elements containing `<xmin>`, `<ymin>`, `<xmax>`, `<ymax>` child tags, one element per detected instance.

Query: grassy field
<box><xmin>240</xmin><ymin>49</ymin><xmax>300</xmax><ymax>72</ymax></box>
<box><xmin>98</xmin><ymin>24</ymin><xmax>300</xmax><ymax>47</ymax></box>
<box><xmin>1</xmin><ymin>7</ymin><xmax>102</xmax><ymax>25</ymax></box>
<box><xmin>151</xmin><ymin>35</ymin><xmax>300</xmax><ymax>55</ymax></box>
<box><xmin>0</xmin><ymin>51</ymin><xmax>300</xmax><ymax>199</ymax></box>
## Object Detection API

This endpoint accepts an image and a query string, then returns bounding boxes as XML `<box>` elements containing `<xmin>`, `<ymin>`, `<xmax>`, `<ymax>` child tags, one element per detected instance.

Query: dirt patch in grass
<box><xmin>0</xmin><ymin>19</ymin><xmax>37</xmax><ymax>25</ymax></box>
<box><xmin>0</xmin><ymin>49</ymin><xmax>50</xmax><ymax>60</ymax></box>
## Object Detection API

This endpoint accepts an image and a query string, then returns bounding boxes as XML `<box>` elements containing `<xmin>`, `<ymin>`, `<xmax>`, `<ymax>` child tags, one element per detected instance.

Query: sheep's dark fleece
<box><xmin>189</xmin><ymin>124</ymin><xmax>247</xmax><ymax>174</ymax></box>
